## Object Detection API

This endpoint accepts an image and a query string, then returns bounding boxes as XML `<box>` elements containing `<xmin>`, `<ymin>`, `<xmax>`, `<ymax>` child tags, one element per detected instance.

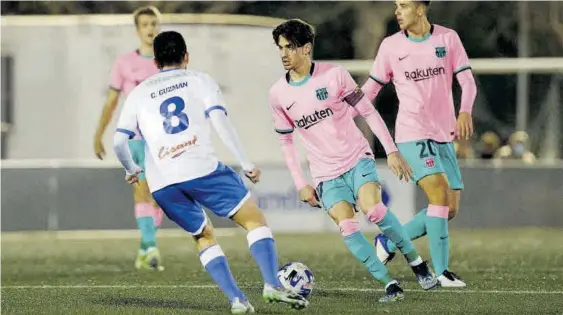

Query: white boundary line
<box><xmin>1</xmin><ymin>285</ymin><xmax>562</xmax><ymax>295</ymax></box>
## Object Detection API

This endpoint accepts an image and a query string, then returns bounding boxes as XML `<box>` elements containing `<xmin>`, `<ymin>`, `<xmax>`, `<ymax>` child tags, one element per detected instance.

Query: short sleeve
<box><xmin>269</xmin><ymin>90</ymin><xmax>294</xmax><ymax>134</ymax></box>
<box><xmin>369</xmin><ymin>39</ymin><xmax>392</xmax><ymax>85</ymax></box>
<box><xmin>116</xmin><ymin>94</ymin><xmax>138</xmax><ymax>139</ymax></box>
<box><xmin>109</xmin><ymin>58</ymin><xmax>124</xmax><ymax>91</ymax></box>
<box><xmin>449</xmin><ymin>31</ymin><xmax>472</xmax><ymax>75</ymax></box>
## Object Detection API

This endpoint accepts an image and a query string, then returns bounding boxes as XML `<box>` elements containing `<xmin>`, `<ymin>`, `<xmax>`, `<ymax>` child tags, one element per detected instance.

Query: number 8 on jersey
<box><xmin>160</xmin><ymin>96</ymin><xmax>189</xmax><ymax>134</ymax></box>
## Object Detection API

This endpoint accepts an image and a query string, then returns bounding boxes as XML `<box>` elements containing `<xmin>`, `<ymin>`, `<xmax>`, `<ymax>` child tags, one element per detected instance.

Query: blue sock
<box><xmin>200</xmin><ymin>245</ymin><xmax>246</xmax><ymax>302</ymax></box>
<box><xmin>136</xmin><ymin>216</ymin><xmax>157</xmax><ymax>250</ymax></box>
<box><xmin>341</xmin><ymin>221</ymin><xmax>393</xmax><ymax>286</ymax></box>
<box><xmin>387</xmin><ymin>208</ymin><xmax>428</xmax><ymax>253</ymax></box>
<box><xmin>247</xmin><ymin>226</ymin><xmax>282</xmax><ymax>287</ymax></box>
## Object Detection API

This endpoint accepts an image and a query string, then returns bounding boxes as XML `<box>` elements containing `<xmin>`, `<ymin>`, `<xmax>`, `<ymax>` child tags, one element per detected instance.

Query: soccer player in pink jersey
<box><xmin>269</xmin><ymin>19</ymin><xmax>439</xmax><ymax>303</ymax></box>
<box><xmin>93</xmin><ymin>6</ymin><xmax>164</xmax><ymax>271</ymax></box>
<box><xmin>362</xmin><ymin>0</ymin><xmax>477</xmax><ymax>287</ymax></box>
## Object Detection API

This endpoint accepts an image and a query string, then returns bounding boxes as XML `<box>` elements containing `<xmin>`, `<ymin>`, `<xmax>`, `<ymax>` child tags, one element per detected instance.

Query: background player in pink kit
<box><xmin>269</xmin><ymin>19</ymin><xmax>439</xmax><ymax>303</ymax></box>
<box><xmin>362</xmin><ymin>0</ymin><xmax>477</xmax><ymax>287</ymax></box>
<box><xmin>93</xmin><ymin>6</ymin><xmax>164</xmax><ymax>271</ymax></box>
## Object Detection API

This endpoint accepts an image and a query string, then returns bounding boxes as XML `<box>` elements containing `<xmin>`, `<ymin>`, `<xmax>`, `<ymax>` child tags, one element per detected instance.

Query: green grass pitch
<box><xmin>2</xmin><ymin>228</ymin><xmax>562</xmax><ymax>314</ymax></box>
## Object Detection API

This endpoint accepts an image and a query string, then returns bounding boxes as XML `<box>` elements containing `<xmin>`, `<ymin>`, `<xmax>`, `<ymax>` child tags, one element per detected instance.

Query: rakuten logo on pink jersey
<box><xmin>404</xmin><ymin>66</ymin><xmax>445</xmax><ymax>82</ymax></box>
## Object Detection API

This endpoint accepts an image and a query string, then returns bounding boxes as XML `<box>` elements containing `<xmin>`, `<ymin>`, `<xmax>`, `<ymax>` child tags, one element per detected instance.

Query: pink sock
<box><xmin>366</xmin><ymin>203</ymin><xmax>388</xmax><ymax>223</ymax></box>
<box><xmin>427</xmin><ymin>204</ymin><xmax>449</xmax><ymax>218</ymax></box>
<box><xmin>135</xmin><ymin>203</ymin><xmax>154</xmax><ymax>218</ymax></box>
<box><xmin>338</xmin><ymin>219</ymin><xmax>361</xmax><ymax>237</ymax></box>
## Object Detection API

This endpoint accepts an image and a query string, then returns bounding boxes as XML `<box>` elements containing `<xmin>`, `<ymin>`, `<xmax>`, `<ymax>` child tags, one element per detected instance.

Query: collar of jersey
<box><xmin>136</xmin><ymin>49</ymin><xmax>154</xmax><ymax>59</ymax></box>
<box><xmin>404</xmin><ymin>24</ymin><xmax>434</xmax><ymax>43</ymax></box>
<box><xmin>286</xmin><ymin>62</ymin><xmax>315</xmax><ymax>86</ymax></box>
<box><xmin>160</xmin><ymin>68</ymin><xmax>183</xmax><ymax>73</ymax></box>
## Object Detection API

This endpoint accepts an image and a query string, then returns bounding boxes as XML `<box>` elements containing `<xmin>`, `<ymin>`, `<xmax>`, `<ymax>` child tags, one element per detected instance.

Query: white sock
<box><xmin>409</xmin><ymin>256</ymin><xmax>423</xmax><ymax>267</ymax></box>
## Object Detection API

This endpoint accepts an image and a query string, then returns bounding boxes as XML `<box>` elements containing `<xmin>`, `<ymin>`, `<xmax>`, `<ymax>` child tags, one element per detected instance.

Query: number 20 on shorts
<box><xmin>416</xmin><ymin>139</ymin><xmax>437</xmax><ymax>158</ymax></box>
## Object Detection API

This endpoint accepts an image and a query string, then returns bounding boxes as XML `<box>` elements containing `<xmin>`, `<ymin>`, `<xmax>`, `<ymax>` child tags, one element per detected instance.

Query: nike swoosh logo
<box><xmin>303</xmin><ymin>121</ymin><xmax>322</xmax><ymax>129</ymax></box>
<box><xmin>286</xmin><ymin>102</ymin><xmax>296</xmax><ymax>111</ymax></box>
<box><xmin>399</xmin><ymin>55</ymin><xmax>408</xmax><ymax>61</ymax></box>
<box><xmin>361</xmin><ymin>173</ymin><xmax>371</xmax><ymax>177</ymax></box>
<box><xmin>362</xmin><ymin>257</ymin><xmax>369</xmax><ymax>264</ymax></box>
<box><xmin>440</xmin><ymin>236</ymin><xmax>449</xmax><ymax>240</ymax></box>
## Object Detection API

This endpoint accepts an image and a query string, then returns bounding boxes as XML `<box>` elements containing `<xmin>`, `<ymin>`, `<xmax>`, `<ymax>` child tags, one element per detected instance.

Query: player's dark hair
<box><xmin>419</xmin><ymin>1</ymin><xmax>431</xmax><ymax>7</ymax></box>
<box><xmin>153</xmin><ymin>31</ymin><xmax>187</xmax><ymax>69</ymax></box>
<box><xmin>272</xmin><ymin>19</ymin><xmax>315</xmax><ymax>48</ymax></box>
<box><xmin>133</xmin><ymin>6</ymin><xmax>160</xmax><ymax>27</ymax></box>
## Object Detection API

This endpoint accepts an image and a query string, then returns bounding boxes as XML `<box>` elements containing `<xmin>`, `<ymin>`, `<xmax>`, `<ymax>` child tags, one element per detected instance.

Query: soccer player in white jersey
<box><xmin>113</xmin><ymin>31</ymin><xmax>309</xmax><ymax>314</ymax></box>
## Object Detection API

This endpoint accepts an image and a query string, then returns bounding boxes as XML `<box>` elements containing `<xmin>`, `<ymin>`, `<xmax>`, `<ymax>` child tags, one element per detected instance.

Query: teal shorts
<box><xmin>128</xmin><ymin>139</ymin><xmax>146</xmax><ymax>181</ymax></box>
<box><xmin>316</xmin><ymin>158</ymin><xmax>380</xmax><ymax>211</ymax></box>
<box><xmin>397</xmin><ymin>140</ymin><xmax>463</xmax><ymax>190</ymax></box>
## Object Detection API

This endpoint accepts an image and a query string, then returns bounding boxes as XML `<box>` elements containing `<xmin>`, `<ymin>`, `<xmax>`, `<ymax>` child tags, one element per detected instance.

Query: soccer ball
<box><xmin>277</xmin><ymin>262</ymin><xmax>315</xmax><ymax>298</ymax></box>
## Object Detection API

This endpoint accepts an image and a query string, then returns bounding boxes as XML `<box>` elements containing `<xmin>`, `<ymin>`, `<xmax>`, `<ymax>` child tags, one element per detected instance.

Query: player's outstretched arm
<box><xmin>351</xmin><ymin>96</ymin><xmax>398</xmax><ymax>155</ymax></box>
<box><xmin>207</xmin><ymin>109</ymin><xmax>255</xmax><ymax>173</ymax></box>
<box><xmin>352</xmin><ymin>99</ymin><xmax>413</xmax><ymax>181</ymax></box>
<box><xmin>338</xmin><ymin>67</ymin><xmax>397</xmax><ymax>155</ymax></box>
<box><xmin>338</xmin><ymin>67</ymin><xmax>413</xmax><ymax>181</ymax></box>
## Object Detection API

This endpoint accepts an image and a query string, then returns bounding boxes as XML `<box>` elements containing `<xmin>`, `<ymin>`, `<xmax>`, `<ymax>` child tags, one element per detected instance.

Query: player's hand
<box><xmin>125</xmin><ymin>168</ymin><xmax>143</xmax><ymax>185</ymax></box>
<box><xmin>299</xmin><ymin>185</ymin><xmax>320</xmax><ymax>208</ymax></box>
<box><xmin>387</xmin><ymin>151</ymin><xmax>413</xmax><ymax>182</ymax></box>
<box><xmin>456</xmin><ymin>112</ymin><xmax>473</xmax><ymax>140</ymax></box>
<box><xmin>94</xmin><ymin>137</ymin><xmax>105</xmax><ymax>160</ymax></box>
<box><xmin>244</xmin><ymin>168</ymin><xmax>261</xmax><ymax>184</ymax></box>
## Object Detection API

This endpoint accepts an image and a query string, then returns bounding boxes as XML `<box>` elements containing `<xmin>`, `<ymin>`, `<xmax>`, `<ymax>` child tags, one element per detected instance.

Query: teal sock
<box><xmin>344</xmin><ymin>231</ymin><xmax>393</xmax><ymax>286</ymax></box>
<box><xmin>376</xmin><ymin>210</ymin><xmax>419</xmax><ymax>263</ymax></box>
<box><xmin>136</xmin><ymin>217</ymin><xmax>157</xmax><ymax>250</ymax></box>
<box><xmin>387</xmin><ymin>208</ymin><xmax>428</xmax><ymax>253</ymax></box>
<box><xmin>426</xmin><ymin>206</ymin><xmax>449</xmax><ymax>275</ymax></box>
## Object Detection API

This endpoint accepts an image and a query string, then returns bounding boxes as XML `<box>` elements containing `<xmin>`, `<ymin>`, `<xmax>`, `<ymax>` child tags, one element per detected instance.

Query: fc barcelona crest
<box><xmin>435</xmin><ymin>46</ymin><xmax>446</xmax><ymax>58</ymax></box>
<box><xmin>315</xmin><ymin>87</ymin><xmax>328</xmax><ymax>101</ymax></box>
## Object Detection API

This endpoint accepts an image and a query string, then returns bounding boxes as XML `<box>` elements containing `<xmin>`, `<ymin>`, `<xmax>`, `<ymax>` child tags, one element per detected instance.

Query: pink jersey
<box><xmin>270</xmin><ymin>63</ymin><xmax>396</xmax><ymax>187</ymax></box>
<box><xmin>109</xmin><ymin>50</ymin><xmax>159</xmax><ymax>139</ymax></box>
<box><xmin>368</xmin><ymin>24</ymin><xmax>472</xmax><ymax>143</ymax></box>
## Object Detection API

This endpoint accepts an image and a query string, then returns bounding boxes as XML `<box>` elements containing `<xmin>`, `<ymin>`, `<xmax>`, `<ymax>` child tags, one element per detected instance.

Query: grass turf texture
<box><xmin>2</xmin><ymin>228</ymin><xmax>562</xmax><ymax>314</ymax></box>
